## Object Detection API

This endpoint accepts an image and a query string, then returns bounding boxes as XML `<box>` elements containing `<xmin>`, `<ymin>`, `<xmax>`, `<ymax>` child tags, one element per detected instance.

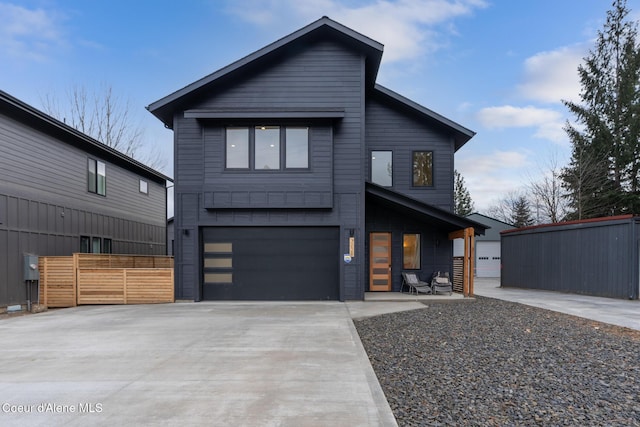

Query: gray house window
<box><xmin>413</xmin><ymin>151</ymin><xmax>433</xmax><ymax>187</ymax></box>
<box><xmin>225</xmin><ymin>126</ymin><xmax>309</xmax><ymax>171</ymax></box>
<box><xmin>92</xmin><ymin>237</ymin><xmax>101</xmax><ymax>253</ymax></box>
<box><xmin>255</xmin><ymin>126</ymin><xmax>280</xmax><ymax>170</ymax></box>
<box><xmin>139</xmin><ymin>180</ymin><xmax>148</xmax><ymax>194</ymax></box>
<box><xmin>371</xmin><ymin>151</ymin><xmax>392</xmax><ymax>187</ymax></box>
<box><xmin>103</xmin><ymin>238</ymin><xmax>112</xmax><ymax>254</ymax></box>
<box><xmin>88</xmin><ymin>158</ymin><xmax>106</xmax><ymax>195</ymax></box>
<box><xmin>226</xmin><ymin>127</ymin><xmax>249</xmax><ymax>169</ymax></box>
<box><xmin>285</xmin><ymin>127</ymin><xmax>309</xmax><ymax>168</ymax></box>
<box><xmin>80</xmin><ymin>236</ymin><xmax>90</xmax><ymax>253</ymax></box>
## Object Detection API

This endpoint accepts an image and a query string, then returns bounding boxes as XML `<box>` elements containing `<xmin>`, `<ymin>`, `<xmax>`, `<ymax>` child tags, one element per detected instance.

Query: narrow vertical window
<box><xmin>92</xmin><ymin>237</ymin><xmax>101</xmax><ymax>254</ymax></box>
<box><xmin>226</xmin><ymin>127</ymin><xmax>249</xmax><ymax>169</ymax></box>
<box><xmin>254</xmin><ymin>126</ymin><xmax>280</xmax><ymax>170</ymax></box>
<box><xmin>139</xmin><ymin>180</ymin><xmax>148</xmax><ymax>194</ymax></box>
<box><xmin>80</xmin><ymin>236</ymin><xmax>90</xmax><ymax>253</ymax></box>
<box><xmin>97</xmin><ymin>161</ymin><xmax>106</xmax><ymax>195</ymax></box>
<box><xmin>285</xmin><ymin>127</ymin><xmax>309</xmax><ymax>168</ymax></box>
<box><xmin>103</xmin><ymin>238</ymin><xmax>112</xmax><ymax>254</ymax></box>
<box><xmin>403</xmin><ymin>234</ymin><xmax>421</xmax><ymax>269</ymax></box>
<box><xmin>413</xmin><ymin>151</ymin><xmax>433</xmax><ymax>186</ymax></box>
<box><xmin>371</xmin><ymin>151</ymin><xmax>393</xmax><ymax>187</ymax></box>
<box><xmin>88</xmin><ymin>159</ymin><xmax>97</xmax><ymax>193</ymax></box>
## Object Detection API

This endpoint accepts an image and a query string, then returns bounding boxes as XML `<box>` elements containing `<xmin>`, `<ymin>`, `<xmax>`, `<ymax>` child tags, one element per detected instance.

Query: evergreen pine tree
<box><xmin>454</xmin><ymin>170</ymin><xmax>474</xmax><ymax>216</ymax></box>
<box><xmin>562</xmin><ymin>0</ymin><xmax>640</xmax><ymax>218</ymax></box>
<box><xmin>512</xmin><ymin>196</ymin><xmax>534</xmax><ymax>228</ymax></box>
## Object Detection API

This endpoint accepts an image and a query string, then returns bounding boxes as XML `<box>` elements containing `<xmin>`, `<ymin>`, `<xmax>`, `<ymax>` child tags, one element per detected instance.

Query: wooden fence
<box><xmin>40</xmin><ymin>254</ymin><xmax>174</xmax><ymax>307</ymax></box>
<box><xmin>453</xmin><ymin>257</ymin><xmax>464</xmax><ymax>294</ymax></box>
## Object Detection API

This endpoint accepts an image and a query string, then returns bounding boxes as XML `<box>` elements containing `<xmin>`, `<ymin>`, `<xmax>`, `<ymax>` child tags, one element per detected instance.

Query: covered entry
<box><xmin>201</xmin><ymin>227</ymin><xmax>339</xmax><ymax>300</ymax></box>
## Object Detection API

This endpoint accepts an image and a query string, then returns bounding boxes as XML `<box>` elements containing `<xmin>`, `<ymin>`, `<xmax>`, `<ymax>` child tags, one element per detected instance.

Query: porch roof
<box><xmin>365</xmin><ymin>182</ymin><xmax>487</xmax><ymax>236</ymax></box>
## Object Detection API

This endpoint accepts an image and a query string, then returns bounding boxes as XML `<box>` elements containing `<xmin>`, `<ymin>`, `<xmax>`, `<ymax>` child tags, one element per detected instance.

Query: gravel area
<box><xmin>354</xmin><ymin>296</ymin><xmax>640</xmax><ymax>426</ymax></box>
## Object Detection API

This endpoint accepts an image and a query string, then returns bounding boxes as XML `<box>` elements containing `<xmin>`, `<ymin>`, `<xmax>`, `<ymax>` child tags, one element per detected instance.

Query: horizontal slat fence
<box><xmin>40</xmin><ymin>254</ymin><xmax>174</xmax><ymax>307</ymax></box>
<box><xmin>453</xmin><ymin>257</ymin><xmax>464</xmax><ymax>294</ymax></box>
<box><xmin>40</xmin><ymin>256</ymin><xmax>77</xmax><ymax>307</ymax></box>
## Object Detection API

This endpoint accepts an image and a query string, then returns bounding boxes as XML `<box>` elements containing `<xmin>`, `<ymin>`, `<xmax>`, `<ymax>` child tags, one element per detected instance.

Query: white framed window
<box><xmin>139</xmin><ymin>180</ymin><xmax>148</xmax><ymax>194</ymax></box>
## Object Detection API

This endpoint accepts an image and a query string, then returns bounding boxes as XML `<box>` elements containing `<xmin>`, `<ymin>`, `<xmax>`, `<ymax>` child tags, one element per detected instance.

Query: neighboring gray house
<box><xmin>148</xmin><ymin>17</ymin><xmax>486</xmax><ymax>301</ymax></box>
<box><xmin>454</xmin><ymin>213</ymin><xmax>513</xmax><ymax>278</ymax></box>
<box><xmin>501</xmin><ymin>215</ymin><xmax>639</xmax><ymax>299</ymax></box>
<box><xmin>0</xmin><ymin>90</ymin><xmax>172</xmax><ymax>308</ymax></box>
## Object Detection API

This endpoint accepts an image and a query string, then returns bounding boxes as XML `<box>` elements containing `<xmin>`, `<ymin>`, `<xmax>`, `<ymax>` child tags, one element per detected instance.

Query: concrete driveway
<box><xmin>0</xmin><ymin>302</ymin><xmax>397</xmax><ymax>427</ymax></box>
<box><xmin>474</xmin><ymin>277</ymin><xmax>640</xmax><ymax>331</ymax></box>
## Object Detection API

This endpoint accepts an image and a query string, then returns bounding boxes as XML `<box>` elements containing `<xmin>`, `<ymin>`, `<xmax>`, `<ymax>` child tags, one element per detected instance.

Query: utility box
<box><xmin>23</xmin><ymin>254</ymin><xmax>39</xmax><ymax>281</ymax></box>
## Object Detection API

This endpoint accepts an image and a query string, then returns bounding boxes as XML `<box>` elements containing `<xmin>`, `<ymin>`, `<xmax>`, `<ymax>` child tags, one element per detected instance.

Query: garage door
<box><xmin>476</xmin><ymin>241</ymin><xmax>501</xmax><ymax>278</ymax></box>
<box><xmin>202</xmin><ymin>227</ymin><xmax>339</xmax><ymax>300</ymax></box>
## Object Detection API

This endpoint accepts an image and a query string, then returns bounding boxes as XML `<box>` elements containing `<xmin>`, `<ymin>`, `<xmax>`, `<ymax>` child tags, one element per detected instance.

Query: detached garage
<box><xmin>202</xmin><ymin>227</ymin><xmax>340</xmax><ymax>300</ymax></box>
<box><xmin>501</xmin><ymin>215</ymin><xmax>640</xmax><ymax>300</ymax></box>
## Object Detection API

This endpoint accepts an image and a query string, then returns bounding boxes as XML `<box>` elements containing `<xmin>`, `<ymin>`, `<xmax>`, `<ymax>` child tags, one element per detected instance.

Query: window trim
<box><xmin>224</xmin><ymin>125</ymin><xmax>310</xmax><ymax>172</ymax></box>
<box><xmin>371</xmin><ymin>150</ymin><xmax>393</xmax><ymax>187</ymax></box>
<box><xmin>88</xmin><ymin>158</ymin><xmax>107</xmax><ymax>196</ymax></box>
<box><xmin>139</xmin><ymin>180</ymin><xmax>149</xmax><ymax>195</ymax></box>
<box><xmin>402</xmin><ymin>233</ymin><xmax>421</xmax><ymax>270</ymax></box>
<box><xmin>412</xmin><ymin>151</ymin><xmax>434</xmax><ymax>188</ymax></box>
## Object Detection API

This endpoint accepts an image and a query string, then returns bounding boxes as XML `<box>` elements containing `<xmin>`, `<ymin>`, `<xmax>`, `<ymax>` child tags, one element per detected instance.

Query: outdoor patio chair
<box><xmin>431</xmin><ymin>271</ymin><xmax>453</xmax><ymax>295</ymax></box>
<box><xmin>401</xmin><ymin>272</ymin><xmax>432</xmax><ymax>295</ymax></box>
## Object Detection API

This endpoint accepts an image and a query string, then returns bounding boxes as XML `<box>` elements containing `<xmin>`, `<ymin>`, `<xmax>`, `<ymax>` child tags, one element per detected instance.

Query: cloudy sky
<box><xmin>2</xmin><ymin>0</ymin><xmax>636</xmax><ymax>213</ymax></box>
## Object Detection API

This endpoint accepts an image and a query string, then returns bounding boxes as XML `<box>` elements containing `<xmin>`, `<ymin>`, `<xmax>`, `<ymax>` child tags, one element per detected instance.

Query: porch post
<box><xmin>449</xmin><ymin>227</ymin><xmax>475</xmax><ymax>297</ymax></box>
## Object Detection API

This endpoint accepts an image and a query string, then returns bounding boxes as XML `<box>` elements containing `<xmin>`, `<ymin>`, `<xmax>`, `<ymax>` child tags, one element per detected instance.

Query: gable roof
<box><xmin>372</xmin><ymin>85</ymin><xmax>475</xmax><ymax>151</ymax></box>
<box><xmin>365</xmin><ymin>182</ymin><xmax>487</xmax><ymax>235</ymax></box>
<box><xmin>147</xmin><ymin>16</ymin><xmax>384</xmax><ymax>128</ymax></box>
<box><xmin>1</xmin><ymin>90</ymin><xmax>172</xmax><ymax>184</ymax></box>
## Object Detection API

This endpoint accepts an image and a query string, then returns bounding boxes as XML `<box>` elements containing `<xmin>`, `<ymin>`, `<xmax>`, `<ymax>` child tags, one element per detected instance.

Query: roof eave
<box><xmin>1</xmin><ymin>90</ymin><xmax>172</xmax><ymax>184</ymax></box>
<box><xmin>373</xmin><ymin>84</ymin><xmax>475</xmax><ymax>151</ymax></box>
<box><xmin>147</xmin><ymin>16</ymin><xmax>384</xmax><ymax>128</ymax></box>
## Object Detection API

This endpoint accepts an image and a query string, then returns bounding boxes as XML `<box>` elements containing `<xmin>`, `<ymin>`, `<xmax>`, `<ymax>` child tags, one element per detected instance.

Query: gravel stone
<box><xmin>354</xmin><ymin>296</ymin><xmax>640</xmax><ymax>426</ymax></box>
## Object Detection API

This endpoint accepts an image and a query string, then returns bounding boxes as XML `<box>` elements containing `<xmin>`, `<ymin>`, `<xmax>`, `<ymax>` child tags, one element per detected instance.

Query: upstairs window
<box><xmin>371</xmin><ymin>151</ymin><xmax>393</xmax><ymax>187</ymax></box>
<box><xmin>226</xmin><ymin>127</ymin><xmax>250</xmax><ymax>169</ymax></box>
<box><xmin>88</xmin><ymin>158</ymin><xmax>106</xmax><ymax>195</ymax></box>
<box><xmin>225</xmin><ymin>126</ymin><xmax>309</xmax><ymax>171</ymax></box>
<box><xmin>255</xmin><ymin>126</ymin><xmax>280</xmax><ymax>170</ymax></box>
<box><xmin>413</xmin><ymin>151</ymin><xmax>433</xmax><ymax>187</ymax></box>
<box><xmin>139</xmin><ymin>180</ymin><xmax>148</xmax><ymax>194</ymax></box>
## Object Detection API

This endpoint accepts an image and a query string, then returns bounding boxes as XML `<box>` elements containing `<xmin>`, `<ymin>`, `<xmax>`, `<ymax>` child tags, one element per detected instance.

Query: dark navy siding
<box><xmin>365</xmin><ymin>199</ymin><xmax>452</xmax><ymax>291</ymax></box>
<box><xmin>173</xmin><ymin>39</ymin><xmax>366</xmax><ymax>300</ymax></box>
<box><xmin>501</xmin><ymin>218</ymin><xmax>639</xmax><ymax>299</ymax></box>
<box><xmin>0</xmin><ymin>112</ymin><xmax>167</xmax><ymax>307</ymax></box>
<box><xmin>365</xmin><ymin>95</ymin><xmax>454</xmax><ymax>210</ymax></box>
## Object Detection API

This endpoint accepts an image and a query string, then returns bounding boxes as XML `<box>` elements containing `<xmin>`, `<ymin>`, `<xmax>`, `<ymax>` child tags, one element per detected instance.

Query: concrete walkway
<box><xmin>0</xmin><ymin>302</ymin><xmax>397</xmax><ymax>427</ymax></box>
<box><xmin>474</xmin><ymin>277</ymin><xmax>640</xmax><ymax>331</ymax></box>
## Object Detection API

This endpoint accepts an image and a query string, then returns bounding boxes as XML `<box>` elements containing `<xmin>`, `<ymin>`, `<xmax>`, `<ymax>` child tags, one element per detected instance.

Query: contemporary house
<box><xmin>0</xmin><ymin>90</ymin><xmax>172</xmax><ymax>309</ymax></box>
<box><xmin>454</xmin><ymin>213</ymin><xmax>513</xmax><ymax>278</ymax></box>
<box><xmin>148</xmin><ymin>17</ymin><xmax>486</xmax><ymax>301</ymax></box>
<box><xmin>501</xmin><ymin>215</ymin><xmax>640</xmax><ymax>299</ymax></box>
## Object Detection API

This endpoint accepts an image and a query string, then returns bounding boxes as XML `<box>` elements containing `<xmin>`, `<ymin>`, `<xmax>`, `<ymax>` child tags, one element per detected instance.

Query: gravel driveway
<box><xmin>354</xmin><ymin>296</ymin><xmax>640</xmax><ymax>426</ymax></box>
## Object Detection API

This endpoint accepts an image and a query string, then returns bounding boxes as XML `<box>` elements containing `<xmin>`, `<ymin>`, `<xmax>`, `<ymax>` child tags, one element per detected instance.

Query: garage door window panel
<box><xmin>204</xmin><ymin>242</ymin><xmax>233</xmax><ymax>284</ymax></box>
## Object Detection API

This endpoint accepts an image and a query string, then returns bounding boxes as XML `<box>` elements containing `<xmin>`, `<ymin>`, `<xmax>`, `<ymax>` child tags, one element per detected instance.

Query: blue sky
<box><xmin>2</xmin><ymin>0</ymin><xmax>637</xmax><ymax>212</ymax></box>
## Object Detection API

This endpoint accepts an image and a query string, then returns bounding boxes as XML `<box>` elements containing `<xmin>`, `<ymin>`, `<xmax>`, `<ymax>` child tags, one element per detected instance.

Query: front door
<box><xmin>369</xmin><ymin>232</ymin><xmax>391</xmax><ymax>291</ymax></box>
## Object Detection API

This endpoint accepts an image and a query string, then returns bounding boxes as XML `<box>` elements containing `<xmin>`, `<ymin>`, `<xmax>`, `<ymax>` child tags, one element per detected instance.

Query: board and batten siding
<box><xmin>365</xmin><ymin>96</ymin><xmax>455</xmax><ymax>211</ymax></box>
<box><xmin>0</xmin><ymin>109</ymin><xmax>167</xmax><ymax>307</ymax></box>
<box><xmin>501</xmin><ymin>217</ymin><xmax>639</xmax><ymax>299</ymax></box>
<box><xmin>173</xmin><ymin>39</ymin><xmax>366</xmax><ymax>300</ymax></box>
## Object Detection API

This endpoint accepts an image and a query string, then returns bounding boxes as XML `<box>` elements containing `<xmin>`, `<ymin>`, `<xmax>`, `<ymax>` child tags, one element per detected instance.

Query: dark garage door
<box><xmin>202</xmin><ymin>227</ymin><xmax>339</xmax><ymax>300</ymax></box>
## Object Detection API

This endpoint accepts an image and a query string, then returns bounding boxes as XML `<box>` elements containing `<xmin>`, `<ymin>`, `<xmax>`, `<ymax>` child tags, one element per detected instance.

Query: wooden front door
<box><xmin>369</xmin><ymin>232</ymin><xmax>392</xmax><ymax>291</ymax></box>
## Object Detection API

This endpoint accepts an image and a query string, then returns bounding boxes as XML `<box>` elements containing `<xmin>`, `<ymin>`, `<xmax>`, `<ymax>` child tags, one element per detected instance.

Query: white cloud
<box><xmin>477</xmin><ymin>105</ymin><xmax>560</xmax><ymax>127</ymax></box>
<box><xmin>0</xmin><ymin>2</ymin><xmax>65</xmax><ymax>61</ymax></box>
<box><xmin>226</xmin><ymin>0</ymin><xmax>488</xmax><ymax>62</ymax></box>
<box><xmin>456</xmin><ymin>150</ymin><xmax>531</xmax><ymax>210</ymax></box>
<box><xmin>517</xmin><ymin>43</ymin><xmax>588</xmax><ymax>104</ymax></box>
